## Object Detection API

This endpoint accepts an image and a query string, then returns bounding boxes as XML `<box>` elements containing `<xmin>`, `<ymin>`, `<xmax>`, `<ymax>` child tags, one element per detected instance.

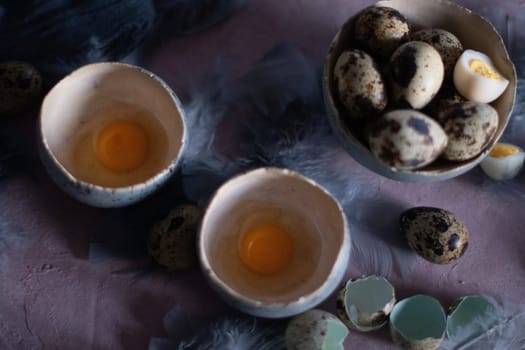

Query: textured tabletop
<box><xmin>1</xmin><ymin>0</ymin><xmax>524</xmax><ymax>349</ymax></box>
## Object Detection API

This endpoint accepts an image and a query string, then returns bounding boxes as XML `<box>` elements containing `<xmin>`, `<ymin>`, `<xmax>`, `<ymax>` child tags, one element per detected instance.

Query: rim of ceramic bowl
<box><xmin>198</xmin><ymin>167</ymin><xmax>351</xmax><ymax>318</ymax></box>
<box><xmin>38</xmin><ymin>61</ymin><xmax>188</xmax><ymax>195</ymax></box>
<box><xmin>322</xmin><ymin>0</ymin><xmax>517</xmax><ymax>182</ymax></box>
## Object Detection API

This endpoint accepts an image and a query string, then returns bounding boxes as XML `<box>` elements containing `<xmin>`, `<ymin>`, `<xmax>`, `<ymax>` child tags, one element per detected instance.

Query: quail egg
<box><xmin>286</xmin><ymin>309</ymin><xmax>349</xmax><ymax>350</ymax></box>
<box><xmin>368</xmin><ymin>109</ymin><xmax>448</xmax><ymax>170</ymax></box>
<box><xmin>0</xmin><ymin>61</ymin><xmax>42</xmax><ymax>115</ymax></box>
<box><xmin>440</xmin><ymin>101</ymin><xmax>498</xmax><ymax>161</ymax></box>
<box><xmin>148</xmin><ymin>204</ymin><xmax>203</xmax><ymax>271</ymax></box>
<box><xmin>354</xmin><ymin>6</ymin><xmax>410</xmax><ymax>58</ymax></box>
<box><xmin>411</xmin><ymin>28</ymin><xmax>463</xmax><ymax>77</ymax></box>
<box><xmin>423</xmin><ymin>83</ymin><xmax>466</xmax><ymax>123</ymax></box>
<box><xmin>390</xmin><ymin>41</ymin><xmax>444</xmax><ymax>109</ymax></box>
<box><xmin>400</xmin><ymin>206</ymin><xmax>469</xmax><ymax>264</ymax></box>
<box><xmin>454</xmin><ymin>49</ymin><xmax>509</xmax><ymax>103</ymax></box>
<box><xmin>333</xmin><ymin>49</ymin><xmax>388</xmax><ymax>120</ymax></box>
<box><xmin>480</xmin><ymin>143</ymin><xmax>524</xmax><ymax>180</ymax></box>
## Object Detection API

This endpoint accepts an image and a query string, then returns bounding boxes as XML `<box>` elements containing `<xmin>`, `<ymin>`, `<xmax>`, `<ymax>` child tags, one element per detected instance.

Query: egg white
<box><xmin>70</xmin><ymin>100</ymin><xmax>169</xmax><ymax>188</ymax></box>
<box><xmin>480</xmin><ymin>144</ymin><xmax>524</xmax><ymax>181</ymax></box>
<box><xmin>453</xmin><ymin>49</ymin><xmax>509</xmax><ymax>103</ymax></box>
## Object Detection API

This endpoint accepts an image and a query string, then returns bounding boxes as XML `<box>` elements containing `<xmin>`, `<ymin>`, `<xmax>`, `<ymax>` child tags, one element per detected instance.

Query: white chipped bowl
<box><xmin>38</xmin><ymin>62</ymin><xmax>187</xmax><ymax>208</ymax></box>
<box><xmin>323</xmin><ymin>0</ymin><xmax>516</xmax><ymax>182</ymax></box>
<box><xmin>198</xmin><ymin>167</ymin><xmax>351</xmax><ymax>318</ymax></box>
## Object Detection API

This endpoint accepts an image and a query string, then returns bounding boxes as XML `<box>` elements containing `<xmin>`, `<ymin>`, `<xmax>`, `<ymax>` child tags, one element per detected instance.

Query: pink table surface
<box><xmin>1</xmin><ymin>0</ymin><xmax>525</xmax><ymax>349</ymax></box>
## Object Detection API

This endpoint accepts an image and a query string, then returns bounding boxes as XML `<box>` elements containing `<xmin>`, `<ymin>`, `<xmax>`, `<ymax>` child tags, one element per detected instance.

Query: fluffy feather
<box><xmin>149</xmin><ymin>305</ymin><xmax>285</xmax><ymax>350</ymax></box>
<box><xmin>442</xmin><ymin>296</ymin><xmax>525</xmax><ymax>350</ymax></box>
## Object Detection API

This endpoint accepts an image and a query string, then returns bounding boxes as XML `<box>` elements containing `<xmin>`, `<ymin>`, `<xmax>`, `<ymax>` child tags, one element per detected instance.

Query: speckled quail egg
<box><xmin>0</xmin><ymin>61</ymin><xmax>42</xmax><ymax>115</ymax></box>
<box><xmin>336</xmin><ymin>275</ymin><xmax>395</xmax><ymax>332</ymax></box>
<box><xmin>390</xmin><ymin>41</ymin><xmax>445</xmax><ymax>109</ymax></box>
<box><xmin>480</xmin><ymin>143</ymin><xmax>525</xmax><ymax>180</ymax></box>
<box><xmin>454</xmin><ymin>49</ymin><xmax>509</xmax><ymax>103</ymax></box>
<box><xmin>424</xmin><ymin>83</ymin><xmax>466</xmax><ymax>123</ymax></box>
<box><xmin>368</xmin><ymin>109</ymin><xmax>448</xmax><ymax>170</ymax></box>
<box><xmin>440</xmin><ymin>101</ymin><xmax>498</xmax><ymax>161</ymax></box>
<box><xmin>411</xmin><ymin>28</ymin><xmax>464</xmax><ymax>77</ymax></box>
<box><xmin>400</xmin><ymin>206</ymin><xmax>469</xmax><ymax>264</ymax></box>
<box><xmin>286</xmin><ymin>309</ymin><xmax>349</xmax><ymax>350</ymax></box>
<box><xmin>354</xmin><ymin>6</ymin><xmax>410</xmax><ymax>58</ymax></box>
<box><xmin>148</xmin><ymin>204</ymin><xmax>202</xmax><ymax>271</ymax></box>
<box><xmin>334</xmin><ymin>49</ymin><xmax>388</xmax><ymax>120</ymax></box>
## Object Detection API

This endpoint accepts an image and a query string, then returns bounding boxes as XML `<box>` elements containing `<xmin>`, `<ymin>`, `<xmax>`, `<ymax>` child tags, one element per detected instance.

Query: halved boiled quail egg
<box><xmin>453</xmin><ymin>49</ymin><xmax>509</xmax><ymax>103</ymax></box>
<box><xmin>480</xmin><ymin>143</ymin><xmax>525</xmax><ymax>180</ymax></box>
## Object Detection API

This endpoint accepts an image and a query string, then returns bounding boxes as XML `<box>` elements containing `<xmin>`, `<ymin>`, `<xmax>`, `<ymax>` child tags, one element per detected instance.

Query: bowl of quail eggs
<box><xmin>323</xmin><ymin>0</ymin><xmax>517</xmax><ymax>182</ymax></box>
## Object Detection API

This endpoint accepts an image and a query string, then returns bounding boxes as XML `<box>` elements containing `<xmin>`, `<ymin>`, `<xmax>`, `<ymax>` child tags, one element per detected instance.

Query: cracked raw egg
<box><xmin>39</xmin><ymin>62</ymin><xmax>186</xmax><ymax>207</ymax></box>
<box><xmin>199</xmin><ymin>167</ymin><xmax>350</xmax><ymax>318</ymax></box>
<box><xmin>480</xmin><ymin>143</ymin><xmax>524</xmax><ymax>180</ymax></box>
<box><xmin>453</xmin><ymin>49</ymin><xmax>509</xmax><ymax>103</ymax></box>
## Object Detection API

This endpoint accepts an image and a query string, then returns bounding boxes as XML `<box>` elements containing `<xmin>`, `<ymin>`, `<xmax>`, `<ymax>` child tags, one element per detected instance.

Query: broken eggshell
<box><xmin>400</xmin><ymin>206</ymin><xmax>469</xmax><ymax>264</ymax></box>
<box><xmin>323</xmin><ymin>0</ymin><xmax>516</xmax><ymax>182</ymax></box>
<box><xmin>446</xmin><ymin>295</ymin><xmax>499</xmax><ymax>348</ymax></box>
<box><xmin>148</xmin><ymin>204</ymin><xmax>203</xmax><ymax>271</ymax></box>
<box><xmin>285</xmin><ymin>309</ymin><xmax>349</xmax><ymax>350</ymax></box>
<box><xmin>390</xmin><ymin>294</ymin><xmax>446</xmax><ymax>350</ymax></box>
<box><xmin>198</xmin><ymin>167</ymin><xmax>350</xmax><ymax>318</ymax></box>
<box><xmin>336</xmin><ymin>275</ymin><xmax>395</xmax><ymax>332</ymax></box>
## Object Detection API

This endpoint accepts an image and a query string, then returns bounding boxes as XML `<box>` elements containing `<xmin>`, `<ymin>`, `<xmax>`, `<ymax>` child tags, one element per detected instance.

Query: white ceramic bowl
<box><xmin>198</xmin><ymin>167</ymin><xmax>351</xmax><ymax>318</ymax></box>
<box><xmin>323</xmin><ymin>0</ymin><xmax>516</xmax><ymax>182</ymax></box>
<box><xmin>38</xmin><ymin>62</ymin><xmax>187</xmax><ymax>207</ymax></box>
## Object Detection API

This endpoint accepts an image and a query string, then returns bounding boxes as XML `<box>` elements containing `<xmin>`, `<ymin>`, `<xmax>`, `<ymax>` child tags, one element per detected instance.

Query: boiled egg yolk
<box><xmin>453</xmin><ymin>49</ymin><xmax>509</xmax><ymax>103</ymax></box>
<box><xmin>95</xmin><ymin>121</ymin><xmax>148</xmax><ymax>173</ymax></box>
<box><xmin>239</xmin><ymin>223</ymin><xmax>293</xmax><ymax>275</ymax></box>
<box><xmin>480</xmin><ymin>143</ymin><xmax>525</xmax><ymax>181</ymax></box>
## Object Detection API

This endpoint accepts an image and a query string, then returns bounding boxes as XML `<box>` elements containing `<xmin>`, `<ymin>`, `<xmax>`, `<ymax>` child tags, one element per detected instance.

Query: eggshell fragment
<box><xmin>390</xmin><ymin>41</ymin><xmax>444</xmax><ymax>109</ymax></box>
<box><xmin>334</xmin><ymin>49</ymin><xmax>388</xmax><ymax>120</ymax></box>
<box><xmin>368</xmin><ymin>110</ymin><xmax>448</xmax><ymax>170</ymax></box>
<box><xmin>400</xmin><ymin>206</ymin><xmax>469</xmax><ymax>264</ymax></box>
<box><xmin>354</xmin><ymin>5</ymin><xmax>410</xmax><ymax>58</ymax></box>
<box><xmin>440</xmin><ymin>101</ymin><xmax>498</xmax><ymax>161</ymax></box>
<box><xmin>390</xmin><ymin>295</ymin><xmax>446</xmax><ymax>350</ymax></box>
<box><xmin>286</xmin><ymin>309</ymin><xmax>349</xmax><ymax>350</ymax></box>
<box><xmin>336</xmin><ymin>275</ymin><xmax>395</xmax><ymax>332</ymax></box>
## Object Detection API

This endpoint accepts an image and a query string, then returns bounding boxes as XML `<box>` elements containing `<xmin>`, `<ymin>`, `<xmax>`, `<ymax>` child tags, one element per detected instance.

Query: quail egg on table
<box><xmin>440</xmin><ymin>101</ymin><xmax>498</xmax><ymax>161</ymax></box>
<box><xmin>400</xmin><ymin>206</ymin><xmax>469</xmax><ymax>264</ymax></box>
<box><xmin>390</xmin><ymin>41</ymin><xmax>444</xmax><ymax>109</ymax></box>
<box><xmin>333</xmin><ymin>49</ymin><xmax>388</xmax><ymax>120</ymax></box>
<box><xmin>480</xmin><ymin>143</ymin><xmax>525</xmax><ymax>180</ymax></box>
<box><xmin>285</xmin><ymin>309</ymin><xmax>348</xmax><ymax>350</ymax></box>
<box><xmin>354</xmin><ymin>6</ymin><xmax>410</xmax><ymax>58</ymax></box>
<box><xmin>368</xmin><ymin>109</ymin><xmax>448</xmax><ymax>170</ymax></box>
<box><xmin>454</xmin><ymin>49</ymin><xmax>510</xmax><ymax>103</ymax></box>
<box><xmin>0</xmin><ymin>61</ymin><xmax>43</xmax><ymax>115</ymax></box>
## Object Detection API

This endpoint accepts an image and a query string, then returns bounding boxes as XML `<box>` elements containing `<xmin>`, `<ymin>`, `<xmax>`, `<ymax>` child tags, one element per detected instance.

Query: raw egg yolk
<box><xmin>239</xmin><ymin>223</ymin><xmax>293</xmax><ymax>275</ymax></box>
<box><xmin>469</xmin><ymin>59</ymin><xmax>500</xmax><ymax>80</ymax></box>
<box><xmin>489</xmin><ymin>143</ymin><xmax>520</xmax><ymax>158</ymax></box>
<box><xmin>95</xmin><ymin>121</ymin><xmax>148</xmax><ymax>173</ymax></box>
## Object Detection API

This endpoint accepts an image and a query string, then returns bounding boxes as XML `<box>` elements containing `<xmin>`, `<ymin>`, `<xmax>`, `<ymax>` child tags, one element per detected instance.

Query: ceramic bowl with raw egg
<box><xmin>198</xmin><ymin>167</ymin><xmax>351</xmax><ymax>318</ymax></box>
<box><xmin>323</xmin><ymin>0</ymin><xmax>516</xmax><ymax>182</ymax></box>
<box><xmin>38</xmin><ymin>62</ymin><xmax>186</xmax><ymax>207</ymax></box>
